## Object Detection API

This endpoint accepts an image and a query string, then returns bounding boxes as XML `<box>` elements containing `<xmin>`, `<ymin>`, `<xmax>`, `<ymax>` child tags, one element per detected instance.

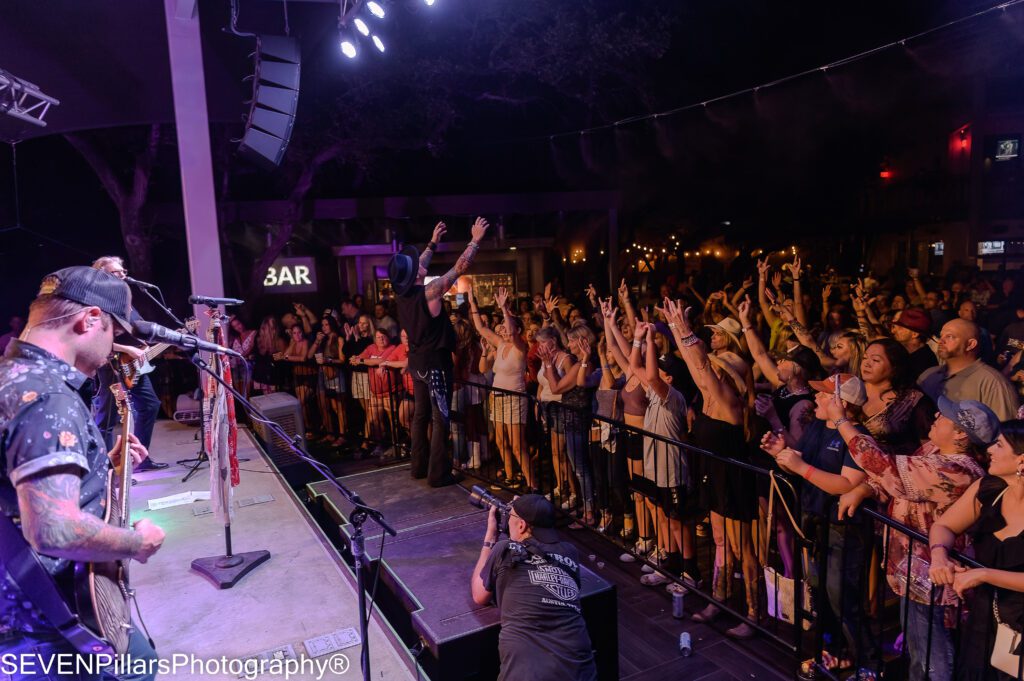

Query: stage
<box><xmin>127</xmin><ymin>420</ymin><xmax>414</xmax><ymax>681</ymax></box>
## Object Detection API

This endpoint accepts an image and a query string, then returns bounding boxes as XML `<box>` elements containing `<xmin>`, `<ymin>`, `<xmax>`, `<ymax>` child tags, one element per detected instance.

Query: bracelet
<box><xmin>580</xmin><ymin>362</ymin><xmax>589</xmax><ymax>368</ymax></box>
<box><xmin>929</xmin><ymin>544</ymin><xmax>948</xmax><ymax>553</ymax></box>
<box><xmin>482</xmin><ymin>540</ymin><xmax>495</xmax><ymax>549</ymax></box>
<box><xmin>668</xmin><ymin>322</ymin><xmax>677</xmax><ymax>329</ymax></box>
<box><xmin>427</xmin><ymin>241</ymin><xmax>437</xmax><ymax>251</ymax></box>
<box><xmin>632</xmin><ymin>340</ymin><xmax>642</xmax><ymax>348</ymax></box>
<box><xmin>680</xmin><ymin>334</ymin><xmax>700</xmax><ymax>348</ymax></box>
<box><xmin>803</xmin><ymin>465</ymin><xmax>815</xmax><ymax>481</ymax></box>
<box><xmin>833</xmin><ymin>417</ymin><xmax>850</xmax><ymax>428</ymax></box>
<box><xmin>742</xmin><ymin>326</ymin><xmax>753</xmax><ymax>333</ymax></box>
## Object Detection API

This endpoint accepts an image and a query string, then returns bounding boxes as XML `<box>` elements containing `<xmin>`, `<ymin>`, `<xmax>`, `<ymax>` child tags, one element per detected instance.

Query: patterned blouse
<box><xmin>861</xmin><ymin>388</ymin><xmax>934</xmax><ymax>456</ymax></box>
<box><xmin>847</xmin><ymin>433</ymin><xmax>984</xmax><ymax>608</ymax></box>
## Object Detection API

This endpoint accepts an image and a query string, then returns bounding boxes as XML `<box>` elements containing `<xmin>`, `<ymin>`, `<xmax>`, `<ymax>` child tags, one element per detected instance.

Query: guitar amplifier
<box><xmin>249</xmin><ymin>392</ymin><xmax>306</xmax><ymax>469</ymax></box>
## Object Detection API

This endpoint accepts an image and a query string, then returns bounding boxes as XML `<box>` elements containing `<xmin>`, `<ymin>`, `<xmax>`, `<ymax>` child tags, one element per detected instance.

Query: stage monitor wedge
<box><xmin>238</xmin><ymin>35</ymin><xmax>301</xmax><ymax>170</ymax></box>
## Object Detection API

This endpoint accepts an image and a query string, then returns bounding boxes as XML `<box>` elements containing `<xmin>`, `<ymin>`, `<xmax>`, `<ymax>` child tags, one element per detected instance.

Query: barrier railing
<box><xmin>256</xmin><ymin>364</ymin><xmax>1023</xmax><ymax>680</ymax></box>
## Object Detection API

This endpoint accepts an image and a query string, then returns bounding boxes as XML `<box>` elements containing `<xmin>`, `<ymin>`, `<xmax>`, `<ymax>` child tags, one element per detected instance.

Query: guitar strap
<box><xmin>0</xmin><ymin>395</ymin><xmax>113</xmax><ymax>656</ymax></box>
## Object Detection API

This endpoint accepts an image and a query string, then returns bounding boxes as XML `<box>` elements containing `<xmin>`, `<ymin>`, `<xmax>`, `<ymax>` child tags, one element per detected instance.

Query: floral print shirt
<box><xmin>847</xmin><ymin>433</ymin><xmax>984</xmax><ymax>608</ymax></box>
<box><xmin>0</xmin><ymin>340</ymin><xmax>111</xmax><ymax>636</ymax></box>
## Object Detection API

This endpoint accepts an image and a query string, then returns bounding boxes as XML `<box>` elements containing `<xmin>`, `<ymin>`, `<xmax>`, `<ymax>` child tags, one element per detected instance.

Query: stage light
<box><xmin>341</xmin><ymin>40</ymin><xmax>357</xmax><ymax>58</ymax></box>
<box><xmin>354</xmin><ymin>18</ymin><xmax>370</xmax><ymax>36</ymax></box>
<box><xmin>372</xmin><ymin>35</ymin><xmax>385</xmax><ymax>52</ymax></box>
<box><xmin>367</xmin><ymin>1</ymin><xmax>385</xmax><ymax>18</ymax></box>
<box><xmin>424</xmin><ymin>0</ymin><xmax>436</xmax><ymax>5</ymax></box>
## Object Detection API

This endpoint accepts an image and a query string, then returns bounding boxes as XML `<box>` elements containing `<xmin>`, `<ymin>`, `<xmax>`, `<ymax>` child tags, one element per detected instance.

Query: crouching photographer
<box><xmin>470</xmin><ymin>492</ymin><xmax>597</xmax><ymax>681</ymax></box>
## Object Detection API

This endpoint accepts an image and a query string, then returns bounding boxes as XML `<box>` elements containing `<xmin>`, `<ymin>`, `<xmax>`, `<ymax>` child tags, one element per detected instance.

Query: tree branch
<box><xmin>64</xmin><ymin>133</ymin><xmax>125</xmax><ymax>206</ymax></box>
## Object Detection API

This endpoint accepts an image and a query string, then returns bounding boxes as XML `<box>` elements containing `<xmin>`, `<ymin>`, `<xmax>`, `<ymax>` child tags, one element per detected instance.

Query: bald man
<box><xmin>918</xmin><ymin>318</ymin><xmax>1019</xmax><ymax>420</ymax></box>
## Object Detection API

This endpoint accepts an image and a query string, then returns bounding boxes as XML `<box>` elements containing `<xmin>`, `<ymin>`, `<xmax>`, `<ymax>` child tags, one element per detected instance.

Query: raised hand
<box><xmin>771</xmin><ymin>271</ymin><xmax>783</xmax><ymax>292</ymax></box>
<box><xmin>756</xmin><ymin>258</ymin><xmax>770</xmax><ymax>280</ymax></box>
<box><xmin>737</xmin><ymin>295</ymin><xmax>752</xmax><ymax>326</ymax></box>
<box><xmin>495</xmin><ymin>287</ymin><xmax>509</xmax><ymax>311</ymax></box>
<box><xmin>791</xmin><ymin>254</ymin><xmax>802</xmax><ymax>280</ymax></box>
<box><xmin>599</xmin><ymin>297</ymin><xmax>617</xmax><ymax>321</ymax></box>
<box><xmin>740</xmin><ymin>276</ymin><xmax>754</xmax><ymax>290</ymax></box>
<box><xmin>825</xmin><ymin>386</ymin><xmax>847</xmax><ymax>423</ymax></box>
<box><xmin>471</xmin><ymin>216</ymin><xmax>489</xmax><ymax>242</ymax></box>
<box><xmin>586</xmin><ymin>283</ymin><xmax>598</xmax><ymax>301</ymax></box>
<box><xmin>430</xmin><ymin>221</ymin><xmax>447</xmax><ymax>245</ymax></box>
<box><xmin>822</xmin><ymin>283</ymin><xmax>833</xmax><ymax>303</ymax></box>
<box><xmin>633</xmin><ymin>321</ymin><xmax>650</xmax><ymax>341</ymax></box>
<box><xmin>617</xmin><ymin>278</ymin><xmax>629</xmax><ymax>302</ymax></box>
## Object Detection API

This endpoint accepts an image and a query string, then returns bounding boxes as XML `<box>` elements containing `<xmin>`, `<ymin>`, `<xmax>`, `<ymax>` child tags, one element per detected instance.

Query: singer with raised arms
<box><xmin>389</xmin><ymin>217</ymin><xmax>489</xmax><ymax>487</ymax></box>
<box><xmin>89</xmin><ymin>256</ymin><xmax>169</xmax><ymax>473</ymax></box>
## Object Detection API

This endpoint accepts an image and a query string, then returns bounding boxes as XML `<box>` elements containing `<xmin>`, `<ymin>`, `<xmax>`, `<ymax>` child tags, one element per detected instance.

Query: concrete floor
<box><xmin>129</xmin><ymin>420</ymin><xmax>414</xmax><ymax>681</ymax></box>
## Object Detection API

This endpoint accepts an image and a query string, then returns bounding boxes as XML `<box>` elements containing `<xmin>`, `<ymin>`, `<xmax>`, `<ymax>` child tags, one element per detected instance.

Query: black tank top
<box><xmin>396</xmin><ymin>285</ymin><xmax>456</xmax><ymax>373</ymax></box>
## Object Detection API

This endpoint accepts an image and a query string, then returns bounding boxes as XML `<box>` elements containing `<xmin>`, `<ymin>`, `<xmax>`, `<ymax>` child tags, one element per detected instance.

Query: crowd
<box><xmin>217</xmin><ymin>254</ymin><xmax>1024</xmax><ymax>681</ymax></box>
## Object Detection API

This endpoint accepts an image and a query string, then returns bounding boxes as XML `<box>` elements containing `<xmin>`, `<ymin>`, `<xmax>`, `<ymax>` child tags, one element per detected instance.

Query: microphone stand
<box><xmin>189</xmin><ymin>352</ymin><xmax>396</xmax><ymax>681</ymax></box>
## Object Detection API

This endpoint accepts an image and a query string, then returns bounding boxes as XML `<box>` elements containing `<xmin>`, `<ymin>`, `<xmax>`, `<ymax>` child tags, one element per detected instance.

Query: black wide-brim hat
<box><xmin>388</xmin><ymin>245</ymin><xmax>420</xmax><ymax>297</ymax></box>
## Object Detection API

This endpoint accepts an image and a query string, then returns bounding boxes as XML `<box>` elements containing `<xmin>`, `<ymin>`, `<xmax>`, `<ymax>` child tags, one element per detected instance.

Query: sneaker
<box><xmin>640</xmin><ymin>571</ymin><xmax>671</xmax><ymax>586</ymax></box>
<box><xmin>561</xmin><ymin>494</ymin><xmax>578</xmax><ymax>511</ymax></box>
<box><xmin>725</xmin><ymin>621</ymin><xmax>755</xmax><ymax>639</ymax></box>
<box><xmin>690</xmin><ymin>602</ymin><xmax>721</xmax><ymax>623</ymax></box>
<box><xmin>618</xmin><ymin>552</ymin><xmax>637</xmax><ymax>563</ymax></box>
<box><xmin>641</xmin><ymin>549</ymin><xmax>668</xmax><ymax>574</ymax></box>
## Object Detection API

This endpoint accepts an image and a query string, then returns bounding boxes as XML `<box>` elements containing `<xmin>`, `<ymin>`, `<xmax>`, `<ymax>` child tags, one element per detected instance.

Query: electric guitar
<box><xmin>117</xmin><ymin>316</ymin><xmax>199</xmax><ymax>388</ymax></box>
<box><xmin>74</xmin><ymin>383</ymin><xmax>135</xmax><ymax>654</ymax></box>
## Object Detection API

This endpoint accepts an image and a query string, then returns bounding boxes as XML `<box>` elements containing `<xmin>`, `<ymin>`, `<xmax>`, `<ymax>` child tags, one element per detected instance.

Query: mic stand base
<box><xmin>191</xmin><ymin>550</ymin><xmax>271</xmax><ymax>590</ymax></box>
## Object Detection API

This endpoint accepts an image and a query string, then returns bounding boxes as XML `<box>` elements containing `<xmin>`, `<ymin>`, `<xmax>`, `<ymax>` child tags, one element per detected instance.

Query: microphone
<box><xmin>124</xmin><ymin>276</ymin><xmax>159</xmax><ymax>290</ymax></box>
<box><xmin>189</xmin><ymin>295</ymin><xmax>245</xmax><ymax>307</ymax></box>
<box><xmin>132</xmin><ymin>320</ymin><xmax>242</xmax><ymax>358</ymax></box>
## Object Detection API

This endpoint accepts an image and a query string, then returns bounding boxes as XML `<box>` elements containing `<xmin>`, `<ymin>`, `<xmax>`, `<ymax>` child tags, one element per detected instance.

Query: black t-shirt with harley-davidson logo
<box><xmin>480</xmin><ymin>538</ymin><xmax>596</xmax><ymax>681</ymax></box>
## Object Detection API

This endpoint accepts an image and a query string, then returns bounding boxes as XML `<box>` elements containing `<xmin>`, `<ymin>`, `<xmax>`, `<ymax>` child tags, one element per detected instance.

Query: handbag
<box><xmin>763</xmin><ymin>472</ymin><xmax>814</xmax><ymax>628</ymax></box>
<box><xmin>992</xmin><ymin>595</ymin><xmax>1023</xmax><ymax>677</ymax></box>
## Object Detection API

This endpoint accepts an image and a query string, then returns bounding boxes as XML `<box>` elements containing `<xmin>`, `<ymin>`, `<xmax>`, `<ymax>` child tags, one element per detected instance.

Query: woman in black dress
<box><xmin>661</xmin><ymin>297</ymin><xmax>760</xmax><ymax>639</ymax></box>
<box><xmin>930</xmin><ymin>420</ymin><xmax>1024</xmax><ymax>680</ymax></box>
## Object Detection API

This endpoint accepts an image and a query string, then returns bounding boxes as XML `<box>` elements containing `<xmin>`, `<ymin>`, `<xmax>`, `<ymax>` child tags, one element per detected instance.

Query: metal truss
<box><xmin>0</xmin><ymin>69</ymin><xmax>59</xmax><ymax>128</ymax></box>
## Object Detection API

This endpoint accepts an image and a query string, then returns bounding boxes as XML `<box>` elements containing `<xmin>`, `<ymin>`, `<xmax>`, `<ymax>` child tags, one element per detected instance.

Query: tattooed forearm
<box><xmin>790</xmin><ymin>320</ymin><xmax>807</xmax><ymax>334</ymax></box>
<box><xmin>419</xmin><ymin>246</ymin><xmax>434</xmax><ymax>270</ymax></box>
<box><xmin>16</xmin><ymin>467</ymin><xmax>143</xmax><ymax>561</ymax></box>
<box><xmin>426</xmin><ymin>240</ymin><xmax>480</xmax><ymax>301</ymax></box>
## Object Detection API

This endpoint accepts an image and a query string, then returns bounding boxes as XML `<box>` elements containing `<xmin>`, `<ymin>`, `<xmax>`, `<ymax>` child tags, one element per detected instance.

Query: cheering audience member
<box><xmin>740</xmin><ymin>297</ymin><xmax>819</xmax><ymax>577</ymax></box>
<box><xmin>919</xmin><ymin>319</ymin><xmax>1019</xmax><ymax>421</ymax></box>
<box><xmin>312</xmin><ymin>315</ymin><xmax>346</xmax><ymax>445</ymax></box>
<box><xmin>351</xmin><ymin>329</ymin><xmax>394</xmax><ymax>457</ymax></box>
<box><xmin>228</xmin><ymin>315</ymin><xmax>256</xmax><ymax>398</ymax></box>
<box><xmin>343</xmin><ymin>314</ymin><xmax>376</xmax><ymax>450</ymax></box>
<box><xmin>891</xmin><ymin>307</ymin><xmax>939</xmax><ymax>380</ymax></box>
<box><xmin>631</xmin><ymin>320</ymin><xmax>695</xmax><ymax>589</ymax></box>
<box><xmin>253</xmin><ymin>315</ymin><xmax>286</xmax><ymax>393</ymax></box>
<box><xmin>832</xmin><ymin>396</ymin><xmax>991</xmax><ymax>681</ymax></box>
<box><xmin>859</xmin><ymin>338</ymin><xmax>934</xmax><ymax>455</ymax></box>
<box><xmin>470</xmin><ymin>286</ymin><xmax>533</xmax><ymax>491</ymax></box>
<box><xmin>280</xmin><ymin>324</ymin><xmax>317</xmax><ymax>437</ymax></box>
<box><xmin>761</xmin><ymin>374</ymin><xmax>876</xmax><ymax>675</ymax></box>
<box><xmin>381</xmin><ymin>328</ymin><xmax>416</xmax><ymax>436</ymax></box>
<box><xmin>930</xmin><ymin>420</ymin><xmax>1024</xmax><ymax>681</ymax></box>
<box><xmin>593</xmin><ymin>333</ymin><xmax>625</xmax><ymax>534</ymax></box>
<box><xmin>534</xmin><ymin>326</ymin><xmax>574</xmax><ymax>501</ymax></box>
<box><xmin>662</xmin><ymin>298</ymin><xmax>759</xmax><ymax>639</ymax></box>
<box><xmin>601</xmin><ymin>298</ymin><xmax>656</xmax><ymax>553</ymax></box>
<box><xmin>777</xmin><ymin>298</ymin><xmax>865</xmax><ymax>377</ymax></box>
<box><xmin>559</xmin><ymin>324</ymin><xmax>600</xmax><ymax>525</ymax></box>
<box><xmin>450</xmin><ymin>318</ymin><xmax>483</xmax><ymax>468</ymax></box>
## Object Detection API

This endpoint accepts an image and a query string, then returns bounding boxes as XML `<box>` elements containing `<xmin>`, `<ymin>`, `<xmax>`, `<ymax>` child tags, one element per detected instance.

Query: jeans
<box><xmin>901</xmin><ymin>598</ymin><xmax>954</xmax><ymax>681</ymax></box>
<box><xmin>0</xmin><ymin>628</ymin><xmax>157</xmax><ymax>681</ymax></box>
<box><xmin>410</xmin><ymin>368</ymin><xmax>453</xmax><ymax>486</ymax></box>
<box><xmin>562</xmin><ymin>409</ymin><xmax>595</xmax><ymax>509</ymax></box>
<box><xmin>92</xmin><ymin>368</ymin><xmax>161</xmax><ymax>450</ymax></box>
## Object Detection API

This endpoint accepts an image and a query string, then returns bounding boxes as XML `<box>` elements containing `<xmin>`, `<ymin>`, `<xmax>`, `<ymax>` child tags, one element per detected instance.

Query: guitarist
<box><xmin>89</xmin><ymin>257</ymin><xmax>167</xmax><ymax>473</ymax></box>
<box><xmin>0</xmin><ymin>267</ymin><xmax>165</xmax><ymax>679</ymax></box>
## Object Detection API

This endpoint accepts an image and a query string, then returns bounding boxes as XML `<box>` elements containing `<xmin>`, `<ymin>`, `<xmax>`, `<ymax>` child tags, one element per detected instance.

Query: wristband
<box><xmin>580</xmin><ymin>362</ymin><xmax>589</xmax><ymax>368</ymax></box>
<box><xmin>482</xmin><ymin>541</ymin><xmax>495</xmax><ymax>549</ymax></box>
<box><xmin>833</xmin><ymin>417</ymin><xmax>850</xmax><ymax>428</ymax></box>
<box><xmin>929</xmin><ymin>544</ymin><xmax>948</xmax><ymax>553</ymax></box>
<box><xmin>802</xmin><ymin>465</ymin><xmax>815</xmax><ymax>481</ymax></box>
<box><xmin>427</xmin><ymin>241</ymin><xmax>437</xmax><ymax>251</ymax></box>
<box><xmin>632</xmin><ymin>340</ymin><xmax>642</xmax><ymax>348</ymax></box>
<box><xmin>680</xmin><ymin>334</ymin><xmax>700</xmax><ymax>348</ymax></box>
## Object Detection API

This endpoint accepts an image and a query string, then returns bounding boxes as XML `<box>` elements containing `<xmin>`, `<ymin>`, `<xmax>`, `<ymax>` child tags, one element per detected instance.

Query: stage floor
<box><xmin>128</xmin><ymin>420</ymin><xmax>413</xmax><ymax>681</ymax></box>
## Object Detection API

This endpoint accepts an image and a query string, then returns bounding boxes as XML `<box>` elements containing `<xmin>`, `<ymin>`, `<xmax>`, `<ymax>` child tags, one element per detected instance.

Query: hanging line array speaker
<box><xmin>238</xmin><ymin>35</ymin><xmax>300</xmax><ymax>169</ymax></box>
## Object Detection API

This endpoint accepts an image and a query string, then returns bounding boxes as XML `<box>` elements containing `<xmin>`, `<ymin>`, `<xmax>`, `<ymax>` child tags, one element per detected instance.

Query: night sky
<box><xmin>1</xmin><ymin>0</ymin><xmax>1019</xmax><ymax>322</ymax></box>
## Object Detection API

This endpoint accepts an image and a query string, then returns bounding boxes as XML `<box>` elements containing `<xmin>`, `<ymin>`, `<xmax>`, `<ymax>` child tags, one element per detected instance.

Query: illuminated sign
<box><xmin>932</xmin><ymin>241</ymin><xmax>944</xmax><ymax>256</ymax></box>
<box><xmin>264</xmin><ymin>257</ymin><xmax>317</xmax><ymax>293</ymax></box>
<box><xmin>978</xmin><ymin>241</ymin><xmax>1005</xmax><ymax>256</ymax></box>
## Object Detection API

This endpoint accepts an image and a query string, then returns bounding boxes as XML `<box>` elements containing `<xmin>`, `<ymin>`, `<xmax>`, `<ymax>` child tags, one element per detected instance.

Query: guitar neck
<box><xmin>144</xmin><ymin>342</ymin><xmax>174</xmax><ymax>363</ymax></box>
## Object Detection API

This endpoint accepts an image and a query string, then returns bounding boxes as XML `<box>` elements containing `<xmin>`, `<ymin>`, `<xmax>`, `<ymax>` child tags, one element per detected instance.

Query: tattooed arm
<box><xmin>425</xmin><ymin>217</ymin><xmax>489</xmax><ymax>304</ymax></box>
<box><xmin>16</xmin><ymin>466</ymin><xmax>164</xmax><ymax>563</ymax></box>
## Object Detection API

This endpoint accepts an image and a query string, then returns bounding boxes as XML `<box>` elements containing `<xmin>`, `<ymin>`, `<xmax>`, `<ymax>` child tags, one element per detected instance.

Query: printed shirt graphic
<box><xmin>481</xmin><ymin>539</ymin><xmax>596</xmax><ymax>681</ymax></box>
<box><xmin>0</xmin><ymin>341</ymin><xmax>111</xmax><ymax>636</ymax></box>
